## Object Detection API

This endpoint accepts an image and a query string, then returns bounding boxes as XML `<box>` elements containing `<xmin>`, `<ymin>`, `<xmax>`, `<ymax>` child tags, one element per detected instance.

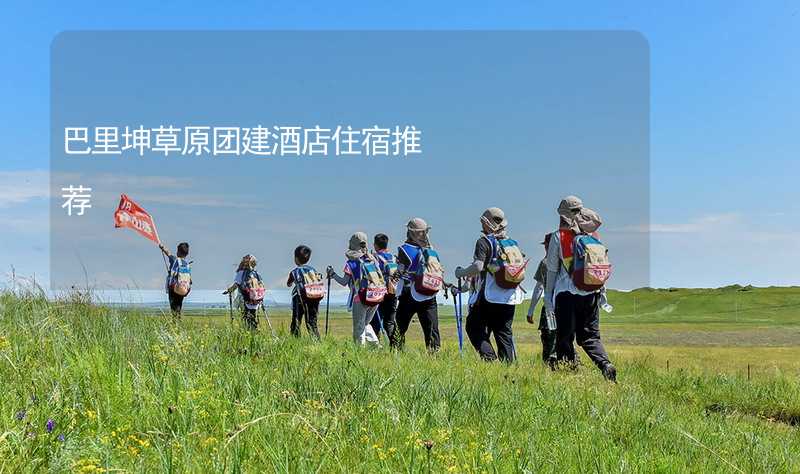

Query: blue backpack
<box><xmin>168</xmin><ymin>257</ymin><xmax>192</xmax><ymax>296</ymax></box>
<box><xmin>400</xmin><ymin>244</ymin><xmax>444</xmax><ymax>296</ymax></box>
<box><xmin>294</xmin><ymin>265</ymin><xmax>326</xmax><ymax>301</ymax></box>
<box><xmin>347</xmin><ymin>258</ymin><xmax>387</xmax><ymax>306</ymax></box>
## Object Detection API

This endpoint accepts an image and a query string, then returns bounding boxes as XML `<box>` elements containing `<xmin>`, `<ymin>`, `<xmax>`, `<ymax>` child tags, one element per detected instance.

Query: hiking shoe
<box><xmin>602</xmin><ymin>364</ymin><xmax>618</xmax><ymax>383</ymax></box>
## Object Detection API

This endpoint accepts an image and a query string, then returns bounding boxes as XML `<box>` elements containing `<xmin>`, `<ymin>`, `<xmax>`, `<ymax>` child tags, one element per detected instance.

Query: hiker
<box><xmin>286</xmin><ymin>245</ymin><xmax>324</xmax><ymax>340</ymax></box>
<box><xmin>159</xmin><ymin>242</ymin><xmax>191</xmax><ymax>319</ymax></box>
<box><xmin>455</xmin><ymin>208</ymin><xmax>525</xmax><ymax>362</ymax></box>
<box><xmin>532</xmin><ymin>231</ymin><xmax>613</xmax><ymax>368</ymax></box>
<box><xmin>327</xmin><ymin>232</ymin><xmax>386</xmax><ymax>345</ymax></box>
<box><xmin>223</xmin><ymin>254</ymin><xmax>265</xmax><ymax>330</ymax></box>
<box><xmin>543</xmin><ymin>196</ymin><xmax>617</xmax><ymax>381</ymax></box>
<box><xmin>370</xmin><ymin>233</ymin><xmax>401</xmax><ymax>344</ymax></box>
<box><xmin>527</xmin><ymin>234</ymin><xmax>557</xmax><ymax>366</ymax></box>
<box><xmin>394</xmin><ymin>218</ymin><xmax>444</xmax><ymax>352</ymax></box>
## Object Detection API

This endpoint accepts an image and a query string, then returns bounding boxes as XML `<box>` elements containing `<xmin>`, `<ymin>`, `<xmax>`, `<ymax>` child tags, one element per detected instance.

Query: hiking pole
<box><xmin>261</xmin><ymin>302</ymin><xmax>277</xmax><ymax>339</ymax></box>
<box><xmin>456</xmin><ymin>277</ymin><xmax>464</xmax><ymax>356</ymax></box>
<box><xmin>228</xmin><ymin>292</ymin><xmax>234</xmax><ymax>323</ymax></box>
<box><xmin>325</xmin><ymin>271</ymin><xmax>332</xmax><ymax>336</ymax></box>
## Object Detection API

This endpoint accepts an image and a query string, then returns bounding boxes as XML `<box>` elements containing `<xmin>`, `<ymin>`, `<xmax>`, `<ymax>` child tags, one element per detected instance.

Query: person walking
<box><xmin>543</xmin><ymin>196</ymin><xmax>617</xmax><ymax>381</ymax></box>
<box><xmin>394</xmin><ymin>218</ymin><xmax>444</xmax><ymax>353</ymax></box>
<box><xmin>370</xmin><ymin>233</ymin><xmax>400</xmax><ymax>345</ymax></box>
<box><xmin>327</xmin><ymin>232</ymin><xmax>383</xmax><ymax>346</ymax></box>
<box><xmin>455</xmin><ymin>208</ymin><xmax>525</xmax><ymax>362</ymax></box>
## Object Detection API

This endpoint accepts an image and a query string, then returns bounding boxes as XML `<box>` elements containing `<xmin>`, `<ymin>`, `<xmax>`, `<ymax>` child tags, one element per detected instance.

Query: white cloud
<box><xmin>614</xmin><ymin>213</ymin><xmax>741</xmax><ymax>234</ymax></box>
<box><xmin>0</xmin><ymin>170</ymin><xmax>49</xmax><ymax>207</ymax></box>
<box><xmin>0</xmin><ymin>214</ymin><xmax>49</xmax><ymax>232</ymax></box>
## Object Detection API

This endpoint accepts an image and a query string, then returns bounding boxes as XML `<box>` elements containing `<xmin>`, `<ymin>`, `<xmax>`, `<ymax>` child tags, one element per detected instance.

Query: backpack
<box><xmin>349</xmin><ymin>258</ymin><xmax>387</xmax><ymax>306</ymax></box>
<box><xmin>412</xmin><ymin>247</ymin><xmax>444</xmax><ymax>296</ymax></box>
<box><xmin>295</xmin><ymin>265</ymin><xmax>326</xmax><ymax>301</ymax></box>
<box><xmin>374</xmin><ymin>251</ymin><xmax>399</xmax><ymax>295</ymax></box>
<box><xmin>169</xmin><ymin>257</ymin><xmax>192</xmax><ymax>296</ymax></box>
<box><xmin>485</xmin><ymin>235</ymin><xmax>529</xmax><ymax>289</ymax></box>
<box><xmin>240</xmin><ymin>269</ymin><xmax>266</xmax><ymax>304</ymax></box>
<box><xmin>570</xmin><ymin>234</ymin><xmax>612</xmax><ymax>291</ymax></box>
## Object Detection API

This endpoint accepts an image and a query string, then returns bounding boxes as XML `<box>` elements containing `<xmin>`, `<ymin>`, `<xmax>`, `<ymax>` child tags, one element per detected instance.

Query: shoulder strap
<box><xmin>170</xmin><ymin>257</ymin><xmax>182</xmax><ymax>275</ymax></box>
<box><xmin>347</xmin><ymin>259</ymin><xmax>360</xmax><ymax>280</ymax></box>
<box><xmin>483</xmin><ymin>234</ymin><xmax>498</xmax><ymax>260</ymax></box>
<box><xmin>400</xmin><ymin>243</ymin><xmax>420</xmax><ymax>270</ymax></box>
<box><xmin>292</xmin><ymin>267</ymin><xmax>302</xmax><ymax>285</ymax></box>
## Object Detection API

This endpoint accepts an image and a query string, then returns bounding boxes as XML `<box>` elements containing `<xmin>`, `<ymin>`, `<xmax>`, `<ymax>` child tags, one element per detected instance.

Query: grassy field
<box><xmin>1</xmin><ymin>286</ymin><xmax>799</xmax><ymax>472</ymax></box>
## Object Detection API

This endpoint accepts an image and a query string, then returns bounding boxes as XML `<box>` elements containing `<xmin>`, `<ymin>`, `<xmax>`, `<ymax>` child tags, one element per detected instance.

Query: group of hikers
<box><xmin>158</xmin><ymin>195</ymin><xmax>617</xmax><ymax>382</ymax></box>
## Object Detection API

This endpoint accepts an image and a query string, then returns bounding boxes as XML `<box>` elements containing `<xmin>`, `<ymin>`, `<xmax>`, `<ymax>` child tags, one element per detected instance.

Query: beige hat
<box><xmin>558</xmin><ymin>195</ymin><xmax>584</xmax><ymax>232</ymax></box>
<box><xmin>575</xmin><ymin>208</ymin><xmax>603</xmax><ymax>233</ymax></box>
<box><xmin>481</xmin><ymin>207</ymin><xmax>507</xmax><ymax>234</ymax></box>
<box><xmin>346</xmin><ymin>232</ymin><xmax>369</xmax><ymax>260</ymax></box>
<box><xmin>406</xmin><ymin>217</ymin><xmax>431</xmax><ymax>248</ymax></box>
<box><xmin>559</xmin><ymin>195</ymin><xmax>583</xmax><ymax>213</ymax></box>
<box><xmin>407</xmin><ymin>217</ymin><xmax>430</xmax><ymax>232</ymax></box>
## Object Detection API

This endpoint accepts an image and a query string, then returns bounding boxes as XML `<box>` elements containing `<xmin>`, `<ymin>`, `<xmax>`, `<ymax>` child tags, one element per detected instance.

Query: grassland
<box><xmin>1</xmin><ymin>286</ymin><xmax>799</xmax><ymax>472</ymax></box>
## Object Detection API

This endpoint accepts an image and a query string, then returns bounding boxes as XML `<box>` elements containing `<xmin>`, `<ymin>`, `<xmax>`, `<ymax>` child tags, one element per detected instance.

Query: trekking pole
<box><xmin>228</xmin><ymin>292</ymin><xmax>234</xmax><ymax>323</ymax></box>
<box><xmin>261</xmin><ymin>302</ymin><xmax>277</xmax><ymax>339</ymax></box>
<box><xmin>325</xmin><ymin>272</ymin><xmax>332</xmax><ymax>336</ymax></box>
<box><xmin>456</xmin><ymin>277</ymin><xmax>464</xmax><ymax>356</ymax></box>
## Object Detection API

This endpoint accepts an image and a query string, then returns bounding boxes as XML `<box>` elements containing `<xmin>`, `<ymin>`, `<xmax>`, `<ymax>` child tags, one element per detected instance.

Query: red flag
<box><xmin>114</xmin><ymin>194</ymin><xmax>160</xmax><ymax>244</ymax></box>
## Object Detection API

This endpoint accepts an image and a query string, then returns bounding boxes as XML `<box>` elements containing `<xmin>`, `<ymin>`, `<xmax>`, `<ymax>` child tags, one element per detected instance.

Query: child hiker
<box><xmin>527</xmin><ymin>234</ymin><xmax>557</xmax><ymax>366</ymax></box>
<box><xmin>327</xmin><ymin>232</ymin><xmax>386</xmax><ymax>346</ymax></box>
<box><xmin>159</xmin><ymin>242</ymin><xmax>191</xmax><ymax>319</ymax></box>
<box><xmin>370</xmin><ymin>233</ymin><xmax>401</xmax><ymax>345</ymax></box>
<box><xmin>223</xmin><ymin>254</ymin><xmax>265</xmax><ymax>330</ymax></box>
<box><xmin>286</xmin><ymin>245</ymin><xmax>325</xmax><ymax>340</ymax></box>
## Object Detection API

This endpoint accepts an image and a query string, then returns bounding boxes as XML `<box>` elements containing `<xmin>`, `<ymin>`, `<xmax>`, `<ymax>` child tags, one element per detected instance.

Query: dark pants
<box><xmin>465</xmin><ymin>294</ymin><xmax>516</xmax><ymax>362</ymax></box>
<box><xmin>370</xmin><ymin>293</ymin><xmax>398</xmax><ymax>343</ymax></box>
<box><xmin>538</xmin><ymin>306</ymin><xmax>557</xmax><ymax>364</ymax></box>
<box><xmin>555</xmin><ymin>292</ymin><xmax>611</xmax><ymax>370</ymax></box>
<box><xmin>291</xmin><ymin>295</ymin><xmax>321</xmax><ymax>339</ymax></box>
<box><xmin>394</xmin><ymin>291</ymin><xmax>440</xmax><ymax>352</ymax></box>
<box><xmin>168</xmin><ymin>290</ymin><xmax>184</xmax><ymax>318</ymax></box>
<box><xmin>242</xmin><ymin>307</ymin><xmax>258</xmax><ymax>330</ymax></box>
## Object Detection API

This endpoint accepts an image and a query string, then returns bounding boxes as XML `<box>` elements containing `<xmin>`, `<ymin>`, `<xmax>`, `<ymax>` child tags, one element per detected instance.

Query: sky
<box><xmin>47</xmin><ymin>31</ymin><xmax>649</xmax><ymax>295</ymax></box>
<box><xmin>1</xmin><ymin>0</ymin><xmax>799</xmax><ymax>297</ymax></box>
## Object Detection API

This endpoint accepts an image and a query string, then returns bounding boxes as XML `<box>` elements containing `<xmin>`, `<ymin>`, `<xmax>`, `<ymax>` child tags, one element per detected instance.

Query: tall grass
<box><xmin>1</xmin><ymin>292</ymin><xmax>798</xmax><ymax>473</ymax></box>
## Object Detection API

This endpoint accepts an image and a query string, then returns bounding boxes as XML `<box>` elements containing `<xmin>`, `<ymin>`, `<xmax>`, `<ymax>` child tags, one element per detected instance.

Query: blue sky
<box><xmin>1</xmin><ymin>0</ymin><xmax>799</xmax><ymax>292</ymax></box>
<box><xmin>48</xmin><ymin>31</ymin><xmax>650</xmax><ymax>293</ymax></box>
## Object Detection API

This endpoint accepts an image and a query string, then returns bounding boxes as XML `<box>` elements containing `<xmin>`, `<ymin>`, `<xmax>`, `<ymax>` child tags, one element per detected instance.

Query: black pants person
<box><xmin>291</xmin><ymin>295</ymin><xmax>320</xmax><ymax>339</ymax></box>
<box><xmin>465</xmin><ymin>294</ymin><xmax>516</xmax><ymax>362</ymax></box>
<box><xmin>242</xmin><ymin>307</ymin><xmax>258</xmax><ymax>330</ymax></box>
<box><xmin>393</xmin><ymin>291</ymin><xmax>440</xmax><ymax>352</ymax></box>
<box><xmin>538</xmin><ymin>306</ymin><xmax>557</xmax><ymax>365</ymax></box>
<box><xmin>554</xmin><ymin>292</ymin><xmax>611</xmax><ymax>370</ymax></box>
<box><xmin>370</xmin><ymin>293</ymin><xmax>398</xmax><ymax>344</ymax></box>
<box><xmin>168</xmin><ymin>290</ymin><xmax>184</xmax><ymax>319</ymax></box>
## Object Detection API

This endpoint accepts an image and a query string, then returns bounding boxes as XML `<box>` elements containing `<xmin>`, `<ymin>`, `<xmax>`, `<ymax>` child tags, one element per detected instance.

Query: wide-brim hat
<box><xmin>407</xmin><ymin>217</ymin><xmax>430</xmax><ymax>232</ymax></box>
<box><xmin>481</xmin><ymin>207</ymin><xmax>507</xmax><ymax>230</ymax></box>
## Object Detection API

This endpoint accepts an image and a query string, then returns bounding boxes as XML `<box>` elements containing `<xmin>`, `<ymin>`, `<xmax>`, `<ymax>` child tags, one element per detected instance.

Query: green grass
<box><xmin>1</xmin><ymin>288</ymin><xmax>800</xmax><ymax>472</ymax></box>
